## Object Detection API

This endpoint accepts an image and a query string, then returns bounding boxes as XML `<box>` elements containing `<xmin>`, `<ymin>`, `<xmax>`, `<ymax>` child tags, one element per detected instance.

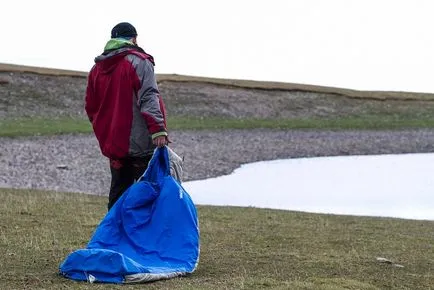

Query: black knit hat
<box><xmin>111</xmin><ymin>22</ymin><xmax>138</xmax><ymax>38</ymax></box>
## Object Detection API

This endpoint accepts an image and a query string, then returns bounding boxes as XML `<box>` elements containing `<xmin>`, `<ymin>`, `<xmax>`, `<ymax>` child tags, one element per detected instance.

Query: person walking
<box><xmin>85</xmin><ymin>22</ymin><xmax>169</xmax><ymax>210</ymax></box>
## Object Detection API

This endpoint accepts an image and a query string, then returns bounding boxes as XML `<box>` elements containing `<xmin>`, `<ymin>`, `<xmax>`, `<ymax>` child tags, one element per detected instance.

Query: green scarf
<box><xmin>104</xmin><ymin>38</ymin><xmax>135</xmax><ymax>51</ymax></box>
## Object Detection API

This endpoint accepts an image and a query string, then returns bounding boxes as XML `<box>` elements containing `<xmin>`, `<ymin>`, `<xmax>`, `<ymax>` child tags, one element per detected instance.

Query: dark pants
<box><xmin>108</xmin><ymin>156</ymin><xmax>152</xmax><ymax>210</ymax></box>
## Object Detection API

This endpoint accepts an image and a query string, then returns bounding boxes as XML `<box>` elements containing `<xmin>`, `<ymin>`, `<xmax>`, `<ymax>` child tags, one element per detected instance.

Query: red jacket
<box><xmin>85</xmin><ymin>47</ymin><xmax>167</xmax><ymax>159</ymax></box>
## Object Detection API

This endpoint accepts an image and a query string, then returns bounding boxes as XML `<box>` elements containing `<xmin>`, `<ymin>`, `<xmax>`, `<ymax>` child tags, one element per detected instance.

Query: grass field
<box><xmin>3</xmin><ymin>116</ymin><xmax>434</xmax><ymax>137</ymax></box>
<box><xmin>1</xmin><ymin>188</ymin><xmax>433</xmax><ymax>289</ymax></box>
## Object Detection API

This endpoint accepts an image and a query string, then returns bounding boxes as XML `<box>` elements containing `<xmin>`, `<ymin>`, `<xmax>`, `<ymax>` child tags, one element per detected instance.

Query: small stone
<box><xmin>56</xmin><ymin>165</ymin><xmax>69</xmax><ymax>170</ymax></box>
<box><xmin>376</xmin><ymin>257</ymin><xmax>393</xmax><ymax>264</ymax></box>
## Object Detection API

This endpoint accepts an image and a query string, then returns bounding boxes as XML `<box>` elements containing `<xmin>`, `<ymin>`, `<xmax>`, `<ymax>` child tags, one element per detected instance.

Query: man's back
<box><xmin>86</xmin><ymin>46</ymin><xmax>166</xmax><ymax>159</ymax></box>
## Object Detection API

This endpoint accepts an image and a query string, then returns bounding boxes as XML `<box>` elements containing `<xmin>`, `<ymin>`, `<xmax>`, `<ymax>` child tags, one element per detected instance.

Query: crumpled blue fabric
<box><xmin>59</xmin><ymin>146</ymin><xmax>200</xmax><ymax>284</ymax></box>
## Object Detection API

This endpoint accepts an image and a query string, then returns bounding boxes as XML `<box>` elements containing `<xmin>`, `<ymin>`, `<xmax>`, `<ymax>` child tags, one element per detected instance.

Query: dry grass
<box><xmin>157</xmin><ymin>74</ymin><xmax>434</xmax><ymax>101</ymax></box>
<box><xmin>1</xmin><ymin>188</ymin><xmax>433</xmax><ymax>289</ymax></box>
<box><xmin>0</xmin><ymin>63</ymin><xmax>88</xmax><ymax>78</ymax></box>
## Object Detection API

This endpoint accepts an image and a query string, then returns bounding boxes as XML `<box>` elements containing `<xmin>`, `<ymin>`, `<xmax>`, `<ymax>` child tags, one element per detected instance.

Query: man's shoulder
<box><xmin>125</xmin><ymin>48</ymin><xmax>155</xmax><ymax>66</ymax></box>
<box><xmin>127</xmin><ymin>50</ymin><xmax>146</xmax><ymax>58</ymax></box>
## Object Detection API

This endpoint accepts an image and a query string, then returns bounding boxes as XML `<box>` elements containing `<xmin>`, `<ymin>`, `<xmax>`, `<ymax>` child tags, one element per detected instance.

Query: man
<box><xmin>85</xmin><ymin>22</ymin><xmax>169</xmax><ymax>210</ymax></box>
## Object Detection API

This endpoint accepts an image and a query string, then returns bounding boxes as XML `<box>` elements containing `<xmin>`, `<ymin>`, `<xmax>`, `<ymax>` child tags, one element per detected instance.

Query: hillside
<box><xmin>1</xmin><ymin>63</ymin><xmax>434</xmax><ymax>122</ymax></box>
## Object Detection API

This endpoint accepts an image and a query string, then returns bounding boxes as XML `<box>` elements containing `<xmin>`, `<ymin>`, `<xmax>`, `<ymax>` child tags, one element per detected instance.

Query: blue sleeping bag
<box><xmin>59</xmin><ymin>146</ymin><xmax>200</xmax><ymax>283</ymax></box>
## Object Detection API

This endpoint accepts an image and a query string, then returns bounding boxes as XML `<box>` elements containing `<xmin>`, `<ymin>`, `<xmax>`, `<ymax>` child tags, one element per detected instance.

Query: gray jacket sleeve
<box><xmin>127</xmin><ymin>54</ymin><xmax>167</xmax><ymax>136</ymax></box>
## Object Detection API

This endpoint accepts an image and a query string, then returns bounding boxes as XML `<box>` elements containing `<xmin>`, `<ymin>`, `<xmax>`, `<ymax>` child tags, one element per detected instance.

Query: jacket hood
<box><xmin>94</xmin><ymin>39</ymin><xmax>155</xmax><ymax>74</ymax></box>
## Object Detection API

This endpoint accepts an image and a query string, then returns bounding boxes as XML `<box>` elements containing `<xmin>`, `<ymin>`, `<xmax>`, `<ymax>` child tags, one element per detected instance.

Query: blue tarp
<box><xmin>59</xmin><ymin>147</ymin><xmax>200</xmax><ymax>284</ymax></box>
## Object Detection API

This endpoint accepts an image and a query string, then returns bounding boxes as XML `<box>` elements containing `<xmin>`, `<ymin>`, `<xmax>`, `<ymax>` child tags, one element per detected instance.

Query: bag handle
<box><xmin>140</xmin><ymin>146</ymin><xmax>170</xmax><ymax>182</ymax></box>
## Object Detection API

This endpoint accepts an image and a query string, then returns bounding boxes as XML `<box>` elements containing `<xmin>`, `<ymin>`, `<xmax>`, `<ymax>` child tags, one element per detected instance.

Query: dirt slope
<box><xmin>1</xmin><ymin>67</ymin><xmax>434</xmax><ymax>120</ymax></box>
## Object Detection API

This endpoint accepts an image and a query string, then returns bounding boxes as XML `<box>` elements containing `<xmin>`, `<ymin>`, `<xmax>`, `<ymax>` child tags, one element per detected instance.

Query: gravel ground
<box><xmin>1</xmin><ymin>129</ymin><xmax>434</xmax><ymax>196</ymax></box>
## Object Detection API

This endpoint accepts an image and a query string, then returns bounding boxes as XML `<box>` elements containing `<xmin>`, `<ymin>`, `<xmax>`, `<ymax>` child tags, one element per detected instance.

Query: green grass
<box><xmin>0</xmin><ymin>118</ymin><xmax>92</xmax><ymax>137</ymax></box>
<box><xmin>169</xmin><ymin>116</ymin><xmax>434</xmax><ymax>130</ymax></box>
<box><xmin>2</xmin><ymin>116</ymin><xmax>434</xmax><ymax>137</ymax></box>
<box><xmin>0</xmin><ymin>188</ymin><xmax>433</xmax><ymax>289</ymax></box>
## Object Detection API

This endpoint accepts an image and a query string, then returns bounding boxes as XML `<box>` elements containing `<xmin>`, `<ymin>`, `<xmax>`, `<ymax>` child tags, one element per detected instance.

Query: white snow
<box><xmin>183</xmin><ymin>153</ymin><xmax>434</xmax><ymax>220</ymax></box>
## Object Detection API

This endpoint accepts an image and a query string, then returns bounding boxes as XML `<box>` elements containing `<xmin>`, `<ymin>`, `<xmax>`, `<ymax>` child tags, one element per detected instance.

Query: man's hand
<box><xmin>153</xmin><ymin>135</ymin><xmax>168</xmax><ymax>147</ymax></box>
